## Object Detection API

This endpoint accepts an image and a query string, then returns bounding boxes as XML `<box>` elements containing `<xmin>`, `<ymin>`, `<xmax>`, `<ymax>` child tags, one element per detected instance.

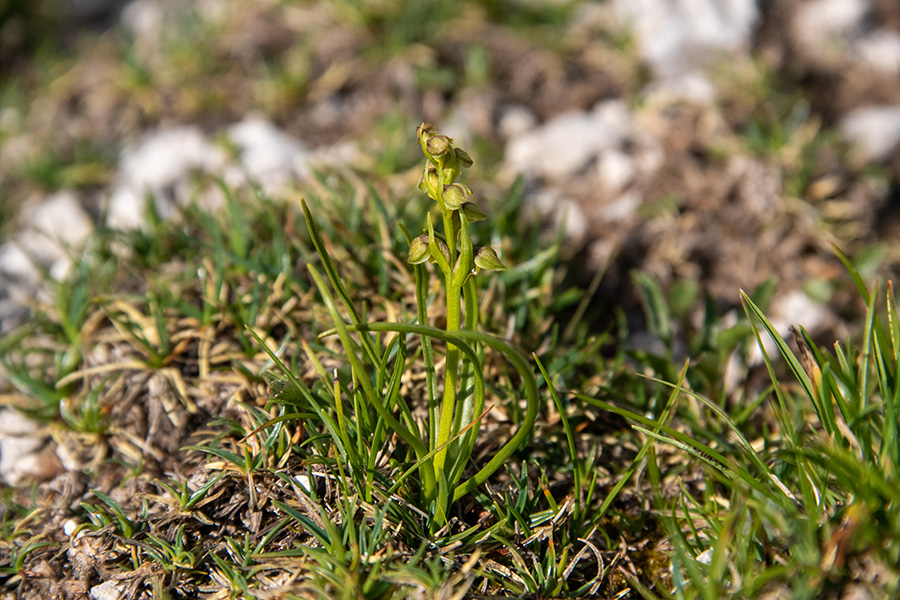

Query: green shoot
<box><xmin>298</xmin><ymin>124</ymin><xmax>537</xmax><ymax>528</ymax></box>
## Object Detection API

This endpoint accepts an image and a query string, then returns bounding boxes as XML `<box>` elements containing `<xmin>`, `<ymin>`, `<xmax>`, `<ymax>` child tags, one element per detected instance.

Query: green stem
<box><xmin>348</xmin><ymin>322</ymin><xmax>539</xmax><ymax>503</ymax></box>
<box><xmin>434</xmin><ymin>278</ymin><xmax>461</xmax><ymax>475</ymax></box>
<box><xmin>441</xmin><ymin>206</ymin><xmax>457</xmax><ymax>267</ymax></box>
<box><xmin>450</xmin><ymin>330</ymin><xmax>538</xmax><ymax>502</ymax></box>
<box><xmin>433</xmin><ymin>157</ymin><xmax>464</xmax><ymax>477</ymax></box>
<box><xmin>463</xmin><ymin>275</ymin><xmax>478</xmax><ymax>331</ymax></box>
<box><xmin>446</xmin><ymin>223</ymin><xmax>481</xmax><ymax>483</ymax></box>
<box><xmin>447</xmin><ymin>276</ymin><xmax>483</xmax><ymax>485</ymax></box>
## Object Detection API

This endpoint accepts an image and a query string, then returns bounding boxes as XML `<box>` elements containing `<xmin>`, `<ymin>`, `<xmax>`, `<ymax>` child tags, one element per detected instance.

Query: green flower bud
<box><xmin>426</xmin><ymin>134</ymin><xmax>452</xmax><ymax>157</ymax></box>
<box><xmin>417</xmin><ymin>123</ymin><xmax>437</xmax><ymax>146</ymax></box>
<box><xmin>432</xmin><ymin>236</ymin><xmax>451</xmax><ymax>266</ymax></box>
<box><xmin>408</xmin><ymin>235</ymin><xmax>431</xmax><ymax>264</ymax></box>
<box><xmin>441</xmin><ymin>165</ymin><xmax>459</xmax><ymax>185</ymax></box>
<box><xmin>474</xmin><ymin>246</ymin><xmax>506</xmax><ymax>272</ymax></box>
<box><xmin>442</xmin><ymin>183</ymin><xmax>471</xmax><ymax>210</ymax></box>
<box><xmin>441</xmin><ymin>147</ymin><xmax>463</xmax><ymax>182</ymax></box>
<box><xmin>461</xmin><ymin>202</ymin><xmax>487</xmax><ymax>222</ymax></box>
<box><xmin>408</xmin><ymin>234</ymin><xmax>451</xmax><ymax>267</ymax></box>
<box><xmin>454</xmin><ymin>147</ymin><xmax>473</xmax><ymax>168</ymax></box>
<box><xmin>418</xmin><ymin>167</ymin><xmax>441</xmax><ymax>199</ymax></box>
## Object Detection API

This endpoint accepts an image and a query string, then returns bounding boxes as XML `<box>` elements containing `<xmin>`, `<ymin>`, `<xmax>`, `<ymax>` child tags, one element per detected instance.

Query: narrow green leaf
<box><xmin>741</xmin><ymin>291</ymin><xmax>817</xmax><ymax>408</ymax></box>
<box><xmin>301</xmin><ymin>198</ymin><xmax>381</xmax><ymax>366</ymax></box>
<box><xmin>632</xmin><ymin>270</ymin><xmax>671</xmax><ymax>343</ymax></box>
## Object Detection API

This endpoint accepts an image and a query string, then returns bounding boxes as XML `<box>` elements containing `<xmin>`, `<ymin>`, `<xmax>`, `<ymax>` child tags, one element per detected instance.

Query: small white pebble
<box><xmin>63</xmin><ymin>519</ymin><xmax>78</xmax><ymax>537</ymax></box>
<box><xmin>90</xmin><ymin>580</ymin><xmax>125</xmax><ymax>600</ymax></box>
<box><xmin>295</xmin><ymin>475</ymin><xmax>312</xmax><ymax>492</ymax></box>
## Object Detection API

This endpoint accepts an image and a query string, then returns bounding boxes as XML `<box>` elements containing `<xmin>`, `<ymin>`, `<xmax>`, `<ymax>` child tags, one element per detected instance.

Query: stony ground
<box><xmin>2</xmin><ymin>0</ymin><xmax>900</xmax><ymax>598</ymax></box>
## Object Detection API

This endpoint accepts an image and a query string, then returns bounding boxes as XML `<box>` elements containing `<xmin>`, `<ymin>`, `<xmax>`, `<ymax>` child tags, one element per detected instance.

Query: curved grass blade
<box><xmin>302</xmin><ymin>198</ymin><xmax>381</xmax><ymax>366</ymax></box>
<box><xmin>346</xmin><ymin>322</ymin><xmax>538</xmax><ymax>502</ymax></box>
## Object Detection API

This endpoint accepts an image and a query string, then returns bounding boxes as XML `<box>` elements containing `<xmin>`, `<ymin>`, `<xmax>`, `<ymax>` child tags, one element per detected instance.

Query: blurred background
<box><xmin>2</xmin><ymin>0</ymin><xmax>900</xmax><ymax>338</ymax></box>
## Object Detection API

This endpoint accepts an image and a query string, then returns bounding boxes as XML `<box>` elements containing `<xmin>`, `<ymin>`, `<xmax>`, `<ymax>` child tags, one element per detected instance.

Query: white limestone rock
<box><xmin>613</xmin><ymin>0</ymin><xmax>758</xmax><ymax>78</ymax></box>
<box><xmin>643</xmin><ymin>71</ymin><xmax>718</xmax><ymax>107</ymax></box>
<box><xmin>854</xmin><ymin>30</ymin><xmax>900</xmax><ymax>75</ymax></box>
<box><xmin>0</xmin><ymin>242</ymin><xmax>42</xmax><ymax>294</ymax></box>
<box><xmin>90</xmin><ymin>579</ymin><xmax>125</xmax><ymax>600</ymax></box>
<box><xmin>792</xmin><ymin>0</ymin><xmax>869</xmax><ymax>60</ymax></box>
<box><xmin>504</xmin><ymin>100</ymin><xmax>632</xmax><ymax>183</ymax></box>
<box><xmin>226</xmin><ymin>116</ymin><xmax>312</xmax><ymax>188</ymax></box>
<box><xmin>0</xmin><ymin>409</ymin><xmax>51</xmax><ymax>486</ymax></box>
<box><xmin>106</xmin><ymin>184</ymin><xmax>146</xmax><ymax>230</ymax></box>
<box><xmin>497</xmin><ymin>104</ymin><xmax>538</xmax><ymax>140</ymax></box>
<box><xmin>527</xmin><ymin>188</ymin><xmax>589</xmax><ymax>244</ymax></box>
<box><xmin>596</xmin><ymin>149</ymin><xmax>637</xmax><ymax>195</ymax></box>
<box><xmin>596</xmin><ymin>189</ymin><xmax>643</xmax><ymax>224</ymax></box>
<box><xmin>840</xmin><ymin>105</ymin><xmax>900</xmax><ymax>162</ymax></box>
<box><xmin>119</xmin><ymin>126</ymin><xmax>223</xmax><ymax>190</ymax></box>
<box><xmin>27</xmin><ymin>190</ymin><xmax>95</xmax><ymax>248</ymax></box>
<box><xmin>108</xmin><ymin>126</ymin><xmax>224</xmax><ymax>229</ymax></box>
<box><xmin>120</xmin><ymin>0</ymin><xmax>165</xmax><ymax>43</ymax></box>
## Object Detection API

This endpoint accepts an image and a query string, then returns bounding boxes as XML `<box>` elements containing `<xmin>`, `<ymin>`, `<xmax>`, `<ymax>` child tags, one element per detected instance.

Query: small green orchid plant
<box><xmin>406</xmin><ymin>123</ymin><xmax>510</xmax><ymax>479</ymax></box>
<box><xmin>293</xmin><ymin>124</ymin><xmax>537</xmax><ymax>529</ymax></box>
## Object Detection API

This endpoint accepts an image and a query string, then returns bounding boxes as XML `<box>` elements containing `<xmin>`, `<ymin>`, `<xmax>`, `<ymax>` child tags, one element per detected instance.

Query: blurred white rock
<box><xmin>108</xmin><ymin>126</ymin><xmax>224</xmax><ymax>229</ymax></box>
<box><xmin>0</xmin><ymin>408</ymin><xmax>49</xmax><ymax>486</ymax></box>
<box><xmin>643</xmin><ymin>71</ymin><xmax>718</xmax><ymax>106</ymax></box>
<box><xmin>312</xmin><ymin>140</ymin><xmax>361</xmax><ymax>168</ymax></box>
<box><xmin>527</xmin><ymin>188</ymin><xmax>588</xmax><ymax>244</ymax></box>
<box><xmin>854</xmin><ymin>30</ymin><xmax>900</xmax><ymax>75</ymax></box>
<box><xmin>120</xmin><ymin>126</ymin><xmax>223</xmax><ymax>190</ymax></box>
<box><xmin>695</xmin><ymin>548</ymin><xmax>714</xmax><ymax>565</ymax></box>
<box><xmin>792</xmin><ymin>0</ymin><xmax>869</xmax><ymax>57</ymax></box>
<box><xmin>226</xmin><ymin>117</ymin><xmax>312</xmax><ymax>190</ymax></box>
<box><xmin>504</xmin><ymin>95</ymin><xmax>665</xmax><ymax>228</ymax></box>
<box><xmin>597</xmin><ymin>189</ymin><xmax>642</xmax><ymax>224</ymax></box>
<box><xmin>120</xmin><ymin>0</ymin><xmax>165</xmax><ymax>46</ymax></box>
<box><xmin>506</xmin><ymin>111</ymin><xmax>603</xmax><ymax>182</ymax></box>
<box><xmin>106</xmin><ymin>184</ymin><xmax>145</xmax><ymax>230</ymax></box>
<box><xmin>27</xmin><ymin>190</ymin><xmax>94</xmax><ymax>247</ymax></box>
<box><xmin>613</xmin><ymin>0</ymin><xmax>758</xmax><ymax>78</ymax></box>
<box><xmin>0</xmin><ymin>242</ymin><xmax>42</xmax><ymax>294</ymax></box>
<box><xmin>0</xmin><ymin>245</ymin><xmax>74</xmax><ymax>328</ymax></box>
<box><xmin>504</xmin><ymin>100</ymin><xmax>631</xmax><ymax>183</ymax></box>
<box><xmin>0</xmin><ymin>191</ymin><xmax>94</xmax><ymax>297</ymax></box>
<box><xmin>497</xmin><ymin>104</ymin><xmax>538</xmax><ymax>139</ymax></box>
<box><xmin>840</xmin><ymin>105</ymin><xmax>900</xmax><ymax>162</ymax></box>
<box><xmin>596</xmin><ymin>149</ymin><xmax>636</xmax><ymax>195</ymax></box>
